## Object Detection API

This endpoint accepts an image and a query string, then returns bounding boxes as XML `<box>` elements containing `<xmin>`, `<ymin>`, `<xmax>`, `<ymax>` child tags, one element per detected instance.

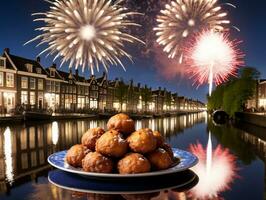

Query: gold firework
<box><xmin>25</xmin><ymin>0</ymin><xmax>144</xmax><ymax>74</ymax></box>
<box><xmin>154</xmin><ymin>0</ymin><xmax>231</xmax><ymax>62</ymax></box>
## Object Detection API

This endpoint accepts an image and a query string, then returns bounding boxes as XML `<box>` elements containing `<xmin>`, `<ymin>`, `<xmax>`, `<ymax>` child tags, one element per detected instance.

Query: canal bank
<box><xmin>0</xmin><ymin>111</ymin><xmax>204</xmax><ymax>124</ymax></box>
<box><xmin>235</xmin><ymin>112</ymin><xmax>266</xmax><ymax>128</ymax></box>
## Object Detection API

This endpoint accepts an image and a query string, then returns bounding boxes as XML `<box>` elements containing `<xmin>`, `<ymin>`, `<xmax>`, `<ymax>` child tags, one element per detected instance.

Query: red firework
<box><xmin>185</xmin><ymin>30</ymin><xmax>244</xmax><ymax>90</ymax></box>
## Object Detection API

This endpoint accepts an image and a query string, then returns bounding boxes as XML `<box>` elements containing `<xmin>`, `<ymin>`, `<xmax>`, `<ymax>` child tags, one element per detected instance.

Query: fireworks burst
<box><xmin>25</xmin><ymin>0</ymin><xmax>144</xmax><ymax>74</ymax></box>
<box><xmin>154</xmin><ymin>0</ymin><xmax>232</xmax><ymax>62</ymax></box>
<box><xmin>189</xmin><ymin>137</ymin><xmax>238</xmax><ymax>199</ymax></box>
<box><xmin>186</xmin><ymin>30</ymin><xmax>244</xmax><ymax>95</ymax></box>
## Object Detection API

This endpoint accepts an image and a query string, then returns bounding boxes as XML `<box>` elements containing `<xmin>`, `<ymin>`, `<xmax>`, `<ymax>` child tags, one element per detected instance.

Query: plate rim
<box><xmin>48</xmin><ymin>170</ymin><xmax>197</xmax><ymax>194</ymax></box>
<box><xmin>47</xmin><ymin>148</ymin><xmax>198</xmax><ymax>178</ymax></box>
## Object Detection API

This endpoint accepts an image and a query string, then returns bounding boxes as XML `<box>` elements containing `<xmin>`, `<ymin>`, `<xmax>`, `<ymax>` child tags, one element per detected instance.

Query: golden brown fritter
<box><xmin>147</xmin><ymin>148</ymin><xmax>173</xmax><ymax>170</ymax></box>
<box><xmin>152</xmin><ymin>131</ymin><xmax>165</xmax><ymax>148</ymax></box>
<box><xmin>161</xmin><ymin>143</ymin><xmax>174</xmax><ymax>161</ymax></box>
<box><xmin>127</xmin><ymin>128</ymin><xmax>157</xmax><ymax>154</ymax></box>
<box><xmin>66</xmin><ymin>144</ymin><xmax>88</xmax><ymax>167</ymax></box>
<box><xmin>96</xmin><ymin>130</ymin><xmax>128</xmax><ymax>158</ymax></box>
<box><xmin>82</xmin><ymin>152</ymin><xmax>113</xmax><ymax>173</ymax></box>
<box><xmin>107</xmin><ymin>113</ymin><xmax>135</xmax><ymax>136</ymax></box>
<box><xmin>81</xmin><ymin>127</ymin><xmax>105</xmax><ymax>151</ymax></box>
<box><xmin>117</xmin><ymin>153</ymin><xmax>151</xmax><ymax>174</ymax></box>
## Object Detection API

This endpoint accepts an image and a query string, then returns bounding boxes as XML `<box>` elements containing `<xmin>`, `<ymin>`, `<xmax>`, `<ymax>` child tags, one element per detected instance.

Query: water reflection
<box><xmin>0</xmin><ymin>113</ymin><xmax>206</xmax><ymax>194</ymax></box>
<box><xmin>3</xmin><ymin>127</ymin><xmax>14</xmax><ymax>185</ymax></box>
<box><xmin>189</xmin><ymin>133</ymin><xmax>238</xmax><ymax>199</ymax></box>
<box><xmin>0</xmin><ymin>112</ymin><xmax>265</xmax><ymax>199</ymax></box>
<box><xmin>51</xmin><ymin>122</ymin><xmax>59</xmax><ymax>146</ymax></box>
<box><xmin>135</xmin><ymin>113</ymin><xmax>206</xmax><ymax>138</ymax></box>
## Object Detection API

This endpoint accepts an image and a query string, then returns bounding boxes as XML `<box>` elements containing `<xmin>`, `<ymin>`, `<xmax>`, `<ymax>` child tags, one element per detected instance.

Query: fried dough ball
<box><xmin>153</xmin><ymin>131</ymin><xmax>165</xmax><ymax>147</ymax></box>
<box><xmin>82</xmin><ymin>152</ymin><xmax>113</xmax><ymax>173</ymax></box>
<box><xmin>127</xmin><ymin>128</ymin><xmax>157</xmax><ymax>154</ymax></box>
<box><xmin>161</xmin><ymin>143</ymin><xmax>174</xmax><ymax>161</ymax></box>
<box><xmin>147</xmin><ymin>148</ymin><xmax>173</xmax><ymax>170</ymax></box>
<box><xmin>117</xmin><ymin>153</ymin><xmax>151</xmax><ymax>174</ymax></box>
<box><xmin>96</xmin><ymin>130</ymin><xmax>128</xmax><ymax>158</ymax></box>
<box><xmin>66</xmin><ymin>144</ymin><xmax>88</xmax><ymax>167</ymax></box>
<box><xmin>107</xmin><ymin>113</ymin><xmax>135</xmax><ymax>136</ymax></box>
<box><xmin>81</xmin><ymin>127</ymin><xmax>105</xmax><ymax>151</ymax></box>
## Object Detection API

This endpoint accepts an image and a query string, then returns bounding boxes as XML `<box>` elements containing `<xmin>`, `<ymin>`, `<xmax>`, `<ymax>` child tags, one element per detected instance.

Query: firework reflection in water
<box><xmin>188</xmin><ymin>133</ymin><xmax>238</xmax><ymax>199</ymax></box>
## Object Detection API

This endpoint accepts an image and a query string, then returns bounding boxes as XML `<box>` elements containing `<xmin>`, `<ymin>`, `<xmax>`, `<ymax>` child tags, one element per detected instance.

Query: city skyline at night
<box><xmin>1</xmin><ymin>0</ymin><xmax>266</xmax><ymax>102</ymax></box>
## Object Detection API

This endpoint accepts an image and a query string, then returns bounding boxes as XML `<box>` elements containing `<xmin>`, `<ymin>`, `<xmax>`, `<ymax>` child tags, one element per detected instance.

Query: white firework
<box><xmin>154</xmin><ymin>0</ymin><xmax>232</xmax><ymax>62</ymax></box>
<box><xmin>25</xmin><ymin>0</ymin><xmax>144</xmax><ymax>74</ymax></box>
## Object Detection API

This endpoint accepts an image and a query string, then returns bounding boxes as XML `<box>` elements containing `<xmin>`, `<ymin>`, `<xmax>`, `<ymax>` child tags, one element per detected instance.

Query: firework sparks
<box><xmin>186</xmin><ymin>30</ymin><xmax>244</xmax><ymax>95</ymax></box>
<box><xmin>189</xmin><ymin>134</ymin><xmax>238</xmax><ymax>199</ymax></box>
<box><xmin>25</xmin><ymin>0</ymin><xmax>144</xmax><ymax>74</ymax></box>
<box><xmin>154</xmin><ymin>0</ymin><xmax>231</xmax><ymax>61</ymax></box>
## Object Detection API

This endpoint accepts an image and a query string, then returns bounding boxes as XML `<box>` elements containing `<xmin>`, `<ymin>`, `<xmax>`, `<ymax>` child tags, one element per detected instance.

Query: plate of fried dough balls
<box><xmin>48</xmin><ymin>113</ymin><xmax>198</xmax><ymax>179</ymax></box>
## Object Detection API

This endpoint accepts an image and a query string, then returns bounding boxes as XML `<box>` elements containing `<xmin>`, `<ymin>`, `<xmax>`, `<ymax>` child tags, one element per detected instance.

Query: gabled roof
<box><xmin>58</xmin><ymin>70</ymin><xmax>77</xmax><ymax>82</ymax></box>
<box><xmin>88</xmin><ymin>75</ymin><xmax>98</xmax><ymax>86</ymax></box>
<box><xmin>4</xmin><ymin>51</ymin><xmax>47</xmax><ymax>75</ymax></box>
<box><xmin>45</xmin><ymin>65</ymin><xmax>64</xmax><ymax>80</ymax></box>
<box><xmin>96</xmin><ymin>72</ymin><xmax>107</xmax><ymax>86</ymax></box>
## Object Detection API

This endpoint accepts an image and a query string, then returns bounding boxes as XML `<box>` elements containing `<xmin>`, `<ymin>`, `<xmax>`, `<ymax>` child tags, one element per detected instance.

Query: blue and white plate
<box><xmin>48</xmin><ymin>169</ymin><xmax>198</xmax><ymax>194</ymax></box>
<box><xmin>47</xmin><ymin>148</ymin><xmax>198</xmax><ymax>179</ymax></box>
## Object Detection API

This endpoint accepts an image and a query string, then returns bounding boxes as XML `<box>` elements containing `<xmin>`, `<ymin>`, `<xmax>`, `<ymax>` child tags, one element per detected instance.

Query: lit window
<box><xmin>0</xmin><ymin>72</ymin><xmax>3</xmax><ymax>86</ymax></box>
<box><xmin>21</xmin><ymin>91</ymin><xmax>28</xmax><ymax>105</ymax></box>
<box><xmin>46</xmin><ymin>80</ymin><xmax>51</xmax><ymax>92</ymax></box>
<box><xmin>25</xmin><ymin>64</ymin><xmax>33</xmax><ymax>73</ymax></box>
<box><xmin>6</xmin><ymin>73</ymin><xmax>14</xmax><ymax>87</ymax></box>
<box><xmin>30</xmin><ymin>92</ymin><xmax>35</xmax><ymax>105</ymax></box>
<box><xmin>0</xmin><ymin>57</ymin><xmax>6</xmax><ymax>68</ymax></box>
<box><xmin>90</xmin><ymin>98</ymin><xmax>98</xmax><ymax>109</ymax></box>
<box><xmin>38</xmin><ymin>79</ymin><xmax>43</xmax><ymax>90</ymax></box>
<box><xmin>30</xmin><ymin>78</ymin><xmax>36</xmax><ymax>89</ymax></box>
<box><xmin>21</xmin><ymin>77</ymin><xmax>28</xmax><ymax>89</ymax></box>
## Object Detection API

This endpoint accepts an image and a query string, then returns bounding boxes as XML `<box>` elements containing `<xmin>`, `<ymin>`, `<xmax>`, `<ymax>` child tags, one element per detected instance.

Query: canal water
<box><xmin>0</xmin><ymin>112</ymin><xmax>264</xmax><ymax>200</ymax></box>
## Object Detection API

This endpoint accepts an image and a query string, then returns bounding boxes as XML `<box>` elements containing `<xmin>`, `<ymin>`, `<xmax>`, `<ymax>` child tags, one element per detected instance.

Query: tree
<box><xmin>208</xmin><ymin>67</ymin><xmax>260</xmax><ymax>117</ymax></box>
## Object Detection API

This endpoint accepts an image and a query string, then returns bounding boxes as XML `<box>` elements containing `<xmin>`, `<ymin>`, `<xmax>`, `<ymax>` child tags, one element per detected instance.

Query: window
<box><xmin>46</xmin><ymin>80</ymin><xmax>51</xmax><ymax>92</ymax></box>
<box><xmin>61</xmin><ymin>85</ymin><xmax>65</xmax><ymax>93</ymax></box>
<box><xmin>0</xmin><ymin>92</ymin><xmax>2</xmax><ymax>106</ymax></box>
<box><xmin>90</xmin><ymin>98</ymin><xmax>98</xmax><ymax>109</ymax></box>
<box><xmin>30</xmin><ymin>92</ymin><xmax>35</xmax><ymax>105</ymax></box>
<box><xmin>0</xmin><ymin>58</ymin><xmax>6</xmax><ymax>68</ymax></box>
<box><xmin>38</xmin><ymin>79</ymin><xmax>43</xmax><ymax>90</ymax></box>
<box><xmin>21</xmin><ymin>91</ymin><xmax>28</xmax><ymax>105</ymax></box>
<box><xmin>51</xmin><ymin>81</ymin><xmax>56</xmax><ymax>92</ymax></box>
<box><xmin>6</xmin><ymin>73</ymin><xmax>14</xmax><ymax>87</ymax></box>
<box><xmin>73</xmin><ymin>86</ymin><xmax>76</xmax><ymax>93</ymax></box>
<box><xmin>0</xmin><ymin>72</ymin><xmax>3</xmax><ymax>86</ymax></box>
<box><xmin>36</xmin><ymin>68</ymin><xmax>42</xmax><ymax>74</ymax></box>
<box><xmin>85</xmin><ymin>87</ymin><xmax>89</xmax><ymax>95</ymax></box>
<box><xmin>50</xmin><ymin>69</ymin><xmax>55</xmax><ymax>77</ymax></box>
<box><xmin>25</xmin><ymin>64</ymin><xmax>33</xmax><ymax>73</ymax></box>
<box><xmin>21</xmin><ymin>77</ymin><xmax>28</xmax><ymax>89</ymax></box>
<box><xmin>30</xmin><ymin>78</ymin><xmax>36</xmax><ymax>89</ymax></box>
<box><xmin>55</xmin><ymin>82</ymin><xmax>60</xmax><ymax>93</ymax></box>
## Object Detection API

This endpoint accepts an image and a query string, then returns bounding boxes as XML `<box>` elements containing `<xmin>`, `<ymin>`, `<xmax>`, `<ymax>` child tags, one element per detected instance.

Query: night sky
<box><xmin>1</xmin><ymin>0</ymin><xmax>266</xmax><ymax>102</ymax></box>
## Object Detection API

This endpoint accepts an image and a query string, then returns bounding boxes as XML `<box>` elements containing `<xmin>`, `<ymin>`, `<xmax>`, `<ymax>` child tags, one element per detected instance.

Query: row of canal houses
<box><xmin>0</xmin><ymin>48</ymin><xmax>205</xmax><ymax>114</ymax></box>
